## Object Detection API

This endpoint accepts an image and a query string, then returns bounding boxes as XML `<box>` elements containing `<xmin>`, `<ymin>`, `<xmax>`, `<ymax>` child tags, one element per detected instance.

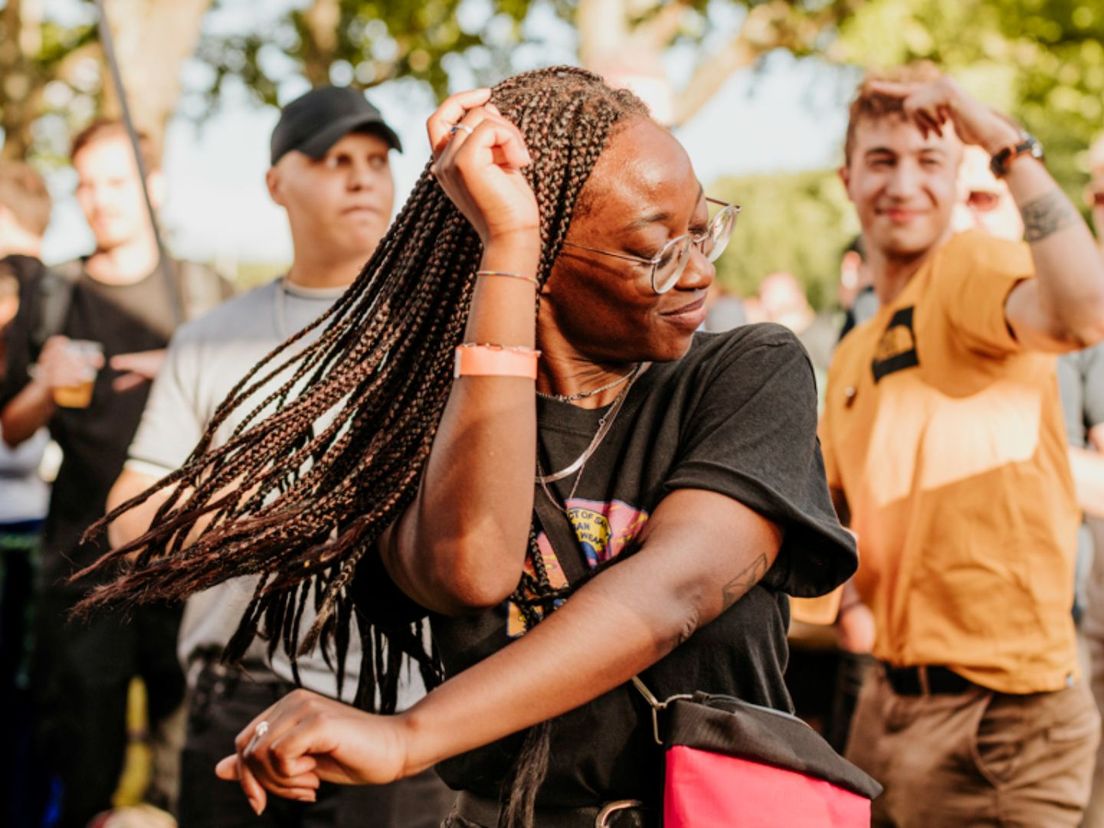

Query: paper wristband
<box><xmin>454</xmin><ymin>344</ymin><xmax>540</xmax><ymax>379</ymax></box>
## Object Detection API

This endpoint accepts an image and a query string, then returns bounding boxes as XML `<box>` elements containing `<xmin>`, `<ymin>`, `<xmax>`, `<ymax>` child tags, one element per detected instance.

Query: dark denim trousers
<box><xmin>1</xmin><ymin>522</ymin><xmax>42</xmax><ymax>828</ymax></box>
<box><xmin>29</xmin><ymin>591</ymin><xmax>185</xmax><ymax>828</ymax></box>
<box><xmin>179</xmin><ymin>660</ymin><xmax>454</xmax><ymax>828</ymax></box>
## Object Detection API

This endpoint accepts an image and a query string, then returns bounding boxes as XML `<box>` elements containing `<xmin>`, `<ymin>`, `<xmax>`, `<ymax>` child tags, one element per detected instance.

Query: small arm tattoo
<box><xmin>1021</xmin><ymin>191</ymin><xmax>1078</xmax><ymax>242</ymax></box>
<box><xmin>721</xmin><ymin>553</ymin><xmax>771</xmax><ymax>608</ymax></box>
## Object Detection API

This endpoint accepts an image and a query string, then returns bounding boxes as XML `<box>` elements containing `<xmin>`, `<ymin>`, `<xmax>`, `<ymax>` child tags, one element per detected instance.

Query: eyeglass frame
<box><xmin>561</xmin><ymin>197</ymin><xmax>741</xmax><ymax>294</ymax></box>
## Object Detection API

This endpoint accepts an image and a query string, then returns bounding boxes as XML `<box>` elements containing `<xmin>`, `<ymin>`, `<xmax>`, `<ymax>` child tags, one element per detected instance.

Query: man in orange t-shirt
<box><xmin>821</xmin><ymin>64</ymin><xmax>1104</xmax><ymax>826</ymax></box>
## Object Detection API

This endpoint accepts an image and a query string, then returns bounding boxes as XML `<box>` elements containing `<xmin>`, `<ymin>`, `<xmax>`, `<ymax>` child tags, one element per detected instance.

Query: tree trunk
<box><xmin>99</xmin><ymin>0</ymin><xmax>213</xmax><ymax>158</ymax></box>
<box><xmin>578</xmin><ymin>0</ymin><xmax>684</xmax><ymax>125</ymax></box>
<box><xmin>299</xmin><ymin>0</ymin><xmax>342</xmax><ymax>86</ymax></box>
<box><xmin>671</xmin><ymin>2</ymin><xmax>790</xmax><ymax>126</ymax></box>
<box><xmin>575</xmin><ymin>0</ymin><xmax>833</xmax><ymax>129</ymax></box>
<box><xmin>0</xmin><ymin>0</ymin><xmax>40</xmax><ymax>159</ymax></box>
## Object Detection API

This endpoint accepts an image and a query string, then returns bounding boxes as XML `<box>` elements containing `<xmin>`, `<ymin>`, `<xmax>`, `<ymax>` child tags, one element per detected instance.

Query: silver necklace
<box><xmin>535</xmin><ymin>363</ymin><xmax>645</xmax><ymax>511</ymax></box>
<box><xmin>536</xmin><ymin>366</ymin><xmax>637</xmax><ymax>403</ymax></box>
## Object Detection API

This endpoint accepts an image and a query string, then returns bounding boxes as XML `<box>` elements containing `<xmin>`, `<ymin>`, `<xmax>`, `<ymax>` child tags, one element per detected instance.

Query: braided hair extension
<box><xmin>75</xmin><ymin>68</ymin><xmax>648</xmax><ymax>817</ymax></box>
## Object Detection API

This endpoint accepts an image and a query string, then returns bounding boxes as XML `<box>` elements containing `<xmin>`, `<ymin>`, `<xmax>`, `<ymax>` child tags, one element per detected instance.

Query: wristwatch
<box><xmin>989</xmin><ymin>131</ymin><xmax>1044</xmax><ymax>178</ymax></box>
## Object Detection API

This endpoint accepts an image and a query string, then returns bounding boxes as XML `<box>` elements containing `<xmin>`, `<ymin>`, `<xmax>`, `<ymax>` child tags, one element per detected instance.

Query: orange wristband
<box><xmin>454</xmin><ymin>343</ymin><xmax>540</xmax><ymax>379</ymax></box>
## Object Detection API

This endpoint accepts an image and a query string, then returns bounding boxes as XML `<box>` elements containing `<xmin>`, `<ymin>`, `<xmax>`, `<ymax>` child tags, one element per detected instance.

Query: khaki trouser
<box><xmin>846</xmin><ymin>667</ymin><xmax>1099</xmax><ymax>827</ymax></box>
<box><xmin>1080</xmin><ymin>631</ymin><xmax>1104</xmax><ymax>827</ymax></box>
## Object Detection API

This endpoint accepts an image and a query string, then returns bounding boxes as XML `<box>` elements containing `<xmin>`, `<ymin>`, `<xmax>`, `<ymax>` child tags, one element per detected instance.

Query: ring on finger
<box><xmin>448</xmin><ymin>122</ymin><xmax>474</xmax><ymax>136</ymax></box>
<box><xmin>246</xmin><ymin>720</ymin><xmax>270</xmax><ymax>754</ymax></box>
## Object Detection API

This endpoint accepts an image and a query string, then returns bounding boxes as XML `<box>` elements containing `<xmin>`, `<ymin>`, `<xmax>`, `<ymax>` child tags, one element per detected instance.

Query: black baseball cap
<box><xmin>270</xmin><ymin>85</ymin><xmax>402</xmax><ymax>166</ymax></box>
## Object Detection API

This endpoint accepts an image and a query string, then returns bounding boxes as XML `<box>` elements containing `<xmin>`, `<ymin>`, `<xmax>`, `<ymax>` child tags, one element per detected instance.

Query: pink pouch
<box><xmin>664</xmin><ymin>745</ymin><xmax>872</xmax><ymax>827</ymax></box>
<box><xmin>633</xmin><ymin>678</ymin><xmax>881</xmax><ymax>827</ymax></box>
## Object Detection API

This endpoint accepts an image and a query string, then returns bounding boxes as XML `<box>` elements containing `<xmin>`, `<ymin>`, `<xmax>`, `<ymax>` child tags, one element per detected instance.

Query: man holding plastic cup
<box><xmin>27</xmin><ymin>338</ymin><xmax>104</xmax><ymax>409</ymax></box>
<box><xmin>0</xmin><ymin>121</ymin><xmax>229</xmax><ymax>828</ymax></box>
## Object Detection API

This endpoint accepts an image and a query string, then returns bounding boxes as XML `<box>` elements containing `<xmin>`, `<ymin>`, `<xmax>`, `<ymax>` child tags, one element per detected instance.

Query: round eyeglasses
<box><xmin>562</xmin><ymin>197</ymin><xmax>740</xmax><ymax>294</ymax></box>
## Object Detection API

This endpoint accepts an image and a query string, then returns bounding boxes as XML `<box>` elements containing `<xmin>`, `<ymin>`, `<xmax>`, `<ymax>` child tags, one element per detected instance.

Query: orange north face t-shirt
<box><xmin>820</xmin><ymin>230</ymin><xmax>1079</xmax><ymax>694</ymax></box>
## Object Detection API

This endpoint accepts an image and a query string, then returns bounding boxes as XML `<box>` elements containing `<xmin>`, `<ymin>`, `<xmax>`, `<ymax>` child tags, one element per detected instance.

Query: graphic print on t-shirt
<box><xmin>871</xmin><ymin>306</ymin><xmax>920</xmax><ymax>383</ymax></box>
<box><xmin>565</xmin><ymin>498</ymin><xmax>650</xmax><ymax>568</ymax></box>
<box><xmin>506</xmin><ymin>498</ymin><xmax>649</xmax><ymax>638</ymax></box>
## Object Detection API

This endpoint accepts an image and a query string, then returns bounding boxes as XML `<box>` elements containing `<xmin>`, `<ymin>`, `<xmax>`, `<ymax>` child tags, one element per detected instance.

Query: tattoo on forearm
<box><xmin>1021</xmin><ymin>191</ymin><xmax>1078</xmax><ymax>242</ymax></box>
<box><xmin>721</xmin><ymin>553</ymin><xmax>771</xmax><ymax>608</ymax></box>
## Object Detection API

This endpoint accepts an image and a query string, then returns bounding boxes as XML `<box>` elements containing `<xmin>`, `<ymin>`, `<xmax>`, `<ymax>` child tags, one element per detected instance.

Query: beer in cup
<box><xmin>53</xmin><ymin>339</ymin><xmax>102</xmax><ymax>408</ymax></box>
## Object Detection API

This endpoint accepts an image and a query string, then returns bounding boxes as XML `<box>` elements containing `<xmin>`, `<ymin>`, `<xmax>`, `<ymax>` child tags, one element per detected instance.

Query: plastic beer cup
<box><xmin>53</xmin><ymin>339</ymin><xmax>102</xmax><ymax>408</ymax></box>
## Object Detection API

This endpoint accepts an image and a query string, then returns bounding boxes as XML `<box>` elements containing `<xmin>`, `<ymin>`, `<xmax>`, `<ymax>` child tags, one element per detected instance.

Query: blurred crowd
<box><xmin>1</xmin><ymin>89</ymin><xmax>452</xmax><ymax>828</ymax></box>
<box><xmin>4</xmin><ymin>60</ymin><xmax>1104</xmax><ymax>828</ymax></box>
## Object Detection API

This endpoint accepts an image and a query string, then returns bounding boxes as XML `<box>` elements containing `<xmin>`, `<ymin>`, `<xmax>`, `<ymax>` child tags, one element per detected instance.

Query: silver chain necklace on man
<box><xmin>535</xmin><ymin>363</ymin><xmax>646</xmax><ymax>513</ymax></box>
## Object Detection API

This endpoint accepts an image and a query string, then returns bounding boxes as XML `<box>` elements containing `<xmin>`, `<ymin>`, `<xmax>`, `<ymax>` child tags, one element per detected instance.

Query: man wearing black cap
<box><xmin>106</xmin><ymin>86</ymin><xmax>453</xmax><ymax>828</ymax></box>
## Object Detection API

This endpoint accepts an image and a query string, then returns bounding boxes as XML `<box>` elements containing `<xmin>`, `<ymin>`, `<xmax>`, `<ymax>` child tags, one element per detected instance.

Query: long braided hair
<box><xmin>78</xmin><ymin>68</ymin><xmax>648</xmax><ymax>813</ymax></box>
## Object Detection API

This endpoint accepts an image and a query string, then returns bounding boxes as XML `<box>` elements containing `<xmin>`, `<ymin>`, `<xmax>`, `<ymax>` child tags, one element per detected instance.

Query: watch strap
<box><xmin>989</xmin><ymin>132</ymin><xmax>1043</xmax><ymax>178</ymax></box>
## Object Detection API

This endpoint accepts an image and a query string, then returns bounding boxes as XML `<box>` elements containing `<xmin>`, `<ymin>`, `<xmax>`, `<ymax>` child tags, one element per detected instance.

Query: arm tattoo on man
<box><xmin>721</xmin><ymin>553</ymin><xmax>771</xmax><ymax>609</ymax></box>
<box><xmin>1021</xmin><ymin>191</ymin><xmax>1079</xmax><ymax>243</ymax></box>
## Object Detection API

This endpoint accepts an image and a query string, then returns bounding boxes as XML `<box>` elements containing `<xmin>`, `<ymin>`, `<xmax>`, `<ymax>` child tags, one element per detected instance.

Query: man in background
<box><xmin>837</xmin><ymin>235</ymin><xmax>874</xmax><ymax>341</ymax></box>
<box><xmin>952</xmin><ymin>144</ymin><xmax>1027</xmax><ymax>240</ymax></box>
<box><xmin>0</xmin><ymin>121</ymin><xmax>230</xmax><ymax>828</ymax></box>
<box><xmin>1089</xmin><ymin>134</ymin><xmax>1104</xmax><ymax>257</ymax></box>
<box><xmin>821</xmin><ymin>65</ymin><xmax>1104</xmax><ymax>825</ymax></box>
<box><xmin>1072</xmin><ymin>132</ymin><xmax>1104</xmax><ymax>828</ymax></box>
<box><xmin>107</xmin><ymin>86</ymin><xmax>453</xmax><ymax>828</ymax></box>
<box><xmin>758</xmin><ymin>270</ymin><xmax>837</xmax><ymax>383</ymax></box>
<box><xmin>0</xmin><ymin>159</ymin><xmax>53</xmax><ymax>828</ymax></box>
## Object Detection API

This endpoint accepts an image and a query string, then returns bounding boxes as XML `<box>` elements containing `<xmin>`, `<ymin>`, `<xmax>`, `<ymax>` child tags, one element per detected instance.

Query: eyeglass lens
<box><xmin>652</xmin><ymin>204</ymin><xmax>738</xmax><ymax>293</ymax></box>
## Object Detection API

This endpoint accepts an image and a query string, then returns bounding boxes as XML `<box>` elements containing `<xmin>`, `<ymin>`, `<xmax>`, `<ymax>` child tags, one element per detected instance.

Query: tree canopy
<box><xmin>832</xmin><ymin>0</ymin><xmax>1104</xmax><ymax>201</ymax></box>
<box><xmin>6</xmin><ymin>2</ymin><xmax>1101</xmax><ymax>157</ymax></box>
<box><xmin>710</xmin><ymin>168</ymin><xmax>858</xmax><ymax>308</ymax></box>
<box><xmin>2</xmin><ymin>0</ymin><xmax>1101</xmax><ymax>275</ymax></box>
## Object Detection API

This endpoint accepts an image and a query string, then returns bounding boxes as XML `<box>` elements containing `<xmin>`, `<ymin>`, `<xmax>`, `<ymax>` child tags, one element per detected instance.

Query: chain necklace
<box><xmin>536</xmin><ymin>457</ymin><xmax>582</xmax><ymax>515</ymax></box>
<box><xmin>535</xmin><ymin>363</ymin><xmax>646</xmax><ymax>512</ymax></box>
<box><xmin>536</xmin><ymin>366</ymin><xmax>638</xmax><ymax>403</ymax></box>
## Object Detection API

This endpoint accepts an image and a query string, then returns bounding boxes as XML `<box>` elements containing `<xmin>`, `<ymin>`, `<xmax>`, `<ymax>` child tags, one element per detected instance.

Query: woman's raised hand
<box><xmin>427</xmin><ymin>88</ymin><xmax>539</xmax><ymax>247</ymax></box>
<box><xmin>214</xmin><ymin>689</ymin><xmax>413</xmax><ymax>815</ymax></box>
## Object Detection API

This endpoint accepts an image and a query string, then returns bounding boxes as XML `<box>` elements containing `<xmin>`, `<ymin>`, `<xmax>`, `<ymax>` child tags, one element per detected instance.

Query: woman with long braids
<box><xmin>81</xmin><ymin>67</ymin><xmax>856</xmax><ymax>827</ymax></box>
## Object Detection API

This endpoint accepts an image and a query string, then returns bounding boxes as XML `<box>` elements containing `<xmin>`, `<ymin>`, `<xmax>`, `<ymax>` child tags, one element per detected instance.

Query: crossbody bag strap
<box><xmin>532</xmin><ymin>489</ymin><xmax>692</xmax><ymax>746</ymax></box>
<box><xmin>531</xmin><ymin>487</ymin><xmax>591</xmax><ymax>585</ymax></box>
<box><xmin>630</xmin><ymin>675</ymin><xmax>693</xmax><ymax>746</ymax></box>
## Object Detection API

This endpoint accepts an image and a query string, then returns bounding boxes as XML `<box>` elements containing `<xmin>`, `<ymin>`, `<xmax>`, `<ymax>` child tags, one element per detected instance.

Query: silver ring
<box><xmin>448</xmin><ymin>123</ymin><xmax>473</xmax><ymax>136</ymax></box>
<box><xmin>245</xmin><ymin>720</ymin><xmax>270</xmax><ymax>754</ymax></box>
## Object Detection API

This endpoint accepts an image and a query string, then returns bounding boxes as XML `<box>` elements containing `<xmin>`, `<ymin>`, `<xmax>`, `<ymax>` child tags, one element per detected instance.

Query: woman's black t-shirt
<box><xmin>430</xmin><ymin>323</ymin><xmax>857</xmax><ymax>807</ymax></box>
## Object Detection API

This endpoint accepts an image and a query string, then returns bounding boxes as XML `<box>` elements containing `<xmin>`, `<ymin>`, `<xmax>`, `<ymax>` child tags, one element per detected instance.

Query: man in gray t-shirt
<box><xmin>107</xmin><ymin>87</ymin><xmax>452</xmax><ymax>828</ymax></box>
<box><xmin>124</xmin><ymin>279</ymin><xmax>362</xmax><ymax>695</ymax></box>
